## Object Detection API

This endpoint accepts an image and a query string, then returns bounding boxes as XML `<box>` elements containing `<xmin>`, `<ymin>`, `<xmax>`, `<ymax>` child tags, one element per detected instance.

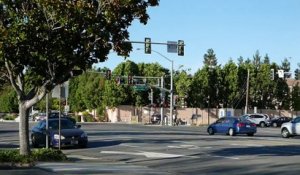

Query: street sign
<box><xmin>167</xmin><ymin>41</ymin><xmax>177</xmax><ymax>53</ymax></box>
<box><xmin>133</xmin><ymin>85</ymin><xmax>149</xmax><ymax>91</ymax></box>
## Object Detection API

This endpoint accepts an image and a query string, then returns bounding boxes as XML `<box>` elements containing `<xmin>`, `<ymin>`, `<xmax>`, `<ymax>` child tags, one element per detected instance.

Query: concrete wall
<box><xmin>106</xmin><ymin>105</ymin><xmax>300</xmax><ymax>125</ymax></box>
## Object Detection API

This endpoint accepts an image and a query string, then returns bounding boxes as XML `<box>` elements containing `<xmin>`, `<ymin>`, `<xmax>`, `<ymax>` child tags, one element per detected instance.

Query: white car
<box><xmin>240</xmin><ymin>114</ymin><xmax>270</xmax><ymax>127</ymax></box>
<box><xmin>281</xmin><ymin>117</ymin><xmax>300</xmax><ymax>138</ymax></box>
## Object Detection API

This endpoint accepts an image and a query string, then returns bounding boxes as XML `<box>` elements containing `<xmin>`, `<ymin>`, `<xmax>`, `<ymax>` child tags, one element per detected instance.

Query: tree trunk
<box><xmin>19</xmin><ymin>102</ymin><xmax>30</xmax><ymax>155</ymax></box>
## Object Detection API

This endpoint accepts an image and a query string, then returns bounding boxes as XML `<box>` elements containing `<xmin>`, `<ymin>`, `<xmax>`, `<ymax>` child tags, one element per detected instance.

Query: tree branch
<box><xmin>4</xmin><ymin>59</ymin><xmax>23</xmax><ymax>98</ymax></box>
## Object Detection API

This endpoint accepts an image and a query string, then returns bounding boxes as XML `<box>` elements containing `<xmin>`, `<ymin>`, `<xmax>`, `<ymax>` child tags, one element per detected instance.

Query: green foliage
<box><xmin>203</xmin><ymin>49</ymin><xmax>217</xmax><ymax>67</ymax></box>
<box><xmin>0</xmin><ymin>0</ymin><xmax>159</xmax><ymax>155</ymax></box>
<box><xmin>82</xmin><ymin>111</ymin><xmax>94</xmax><ymax>122</ymax></box>
<box><xmin>0</xmin><ymin>150</ymin><xmax>33</xmax><ymax>164</ymax></box>
<box><xmin>0</xmin><ymin>85</ymin><xmax>18</xmax><ymax>113</ymax></box>
<box><xmin>31</xmin><ymin>148</ymin><xmax>67</xmax><ymax>161</ymax></box>
<box><xmin>0</xmin><ymin>148</ymin><xmax>67</xmax><ymax>164</ymax></box>
<box><xmin>3</xmin><ymin>114</ymin><xmax>17</xmax><ymax>120</ymax></box>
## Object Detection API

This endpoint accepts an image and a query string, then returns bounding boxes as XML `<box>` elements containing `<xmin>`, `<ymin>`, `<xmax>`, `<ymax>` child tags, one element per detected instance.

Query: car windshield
<box><xmin>49</xmin><ymin>119</ymin><xmax>75</xmax><ymax>130</ymax></box>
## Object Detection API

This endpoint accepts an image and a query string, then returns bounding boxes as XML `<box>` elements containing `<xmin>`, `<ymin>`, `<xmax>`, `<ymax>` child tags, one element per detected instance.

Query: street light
<box><xmin>137</xmin><ymin>48</ymin><xmax>174</xmax><ymax>126</ymax></box>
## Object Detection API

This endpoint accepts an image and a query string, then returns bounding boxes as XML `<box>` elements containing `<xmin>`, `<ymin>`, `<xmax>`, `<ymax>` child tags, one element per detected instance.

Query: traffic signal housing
<box><xmin>178</xmin><ymin>40</ymin><xmax>184</xmax><ymax>56</ymax></box>
<box><xmin>128</xmin><ymin>75</ymin><xmax>133</xmax><ymax>85</ymax></box>
<box><xmin>105</xmin><ymin>70</ymin><xmax>111</xmax><ymax>80</ymax></box>
<box><xmin>145</xmin><ymin>37</ymin><xmax>151</xmax><ymax>54</ymax></box>
<box><xmin>270</xmin><ymin>69</ymin><xmax>274</xmax><ymax>80</ymax></box>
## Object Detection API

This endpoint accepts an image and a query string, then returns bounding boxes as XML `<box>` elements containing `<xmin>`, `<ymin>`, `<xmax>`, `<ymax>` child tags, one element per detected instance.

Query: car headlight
<box><xmin>80</xmin><ymin>132</ymin><xmax>87</xmax><ymax>138</ymax></box>
<box><xmin>54</xmin><ymin>134</ymin><xmax>65</xmax><ymax>140</ymax></box>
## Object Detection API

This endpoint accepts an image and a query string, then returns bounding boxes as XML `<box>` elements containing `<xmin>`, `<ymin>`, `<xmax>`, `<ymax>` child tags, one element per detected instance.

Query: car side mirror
<box><xmin>77</xmin><ymin>125</ymin><xmax>81</xmax><ymax>128</ymax></box>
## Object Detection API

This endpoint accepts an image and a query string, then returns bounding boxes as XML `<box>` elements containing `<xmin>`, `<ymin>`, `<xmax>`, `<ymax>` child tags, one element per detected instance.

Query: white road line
<box><xmin>67</xmin><ymin>155</ymin><xmax>99</xmax><ymax>160</ymax></box>
<box><xmin>100</xmin><ymin>151</ymin><xmax>184</xmax><ymax>158</ymax></box>
<box><xmin>121</xmin><ymin>143</ymin><xmax>139</xmax><ymax>148</ymax></box>
<box><xmin>211</xmin><ymin>155</ymin><xmax>240</xmax><ymax>160</ymax></box>
<box><xmin>231</xmin><ymin>143</ymin><xmax>264</xmax><ymax>147</ymax></box>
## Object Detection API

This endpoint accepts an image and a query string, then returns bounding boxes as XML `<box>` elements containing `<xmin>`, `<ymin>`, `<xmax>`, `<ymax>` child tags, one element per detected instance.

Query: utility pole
<box><xmin>45</xmin><ymin>93</ymin><xmax>49</xmax><ymax>148</ymax></box>
<box><xmin>245</xmin><ymin>69</ymin><xmax>250</xmax><ymax>114</ymax></box>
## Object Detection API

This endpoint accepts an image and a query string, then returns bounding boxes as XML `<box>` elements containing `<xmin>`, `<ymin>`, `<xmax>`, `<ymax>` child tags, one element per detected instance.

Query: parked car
<box><xmin>34</xmin><ymin>112</ymin><xmax>76</xmax><ymax>124</ymax></box>
<box><xmin>34</xmin><ymin>113</ymin><xmax>47</xmax><ymax>122</ymax></box>
<box><xmin>31</xmin><ymin>118</ymin><xmax>88</xmax><ymax>148</ymax></box>
<box><xmin>150</xmin><ymin>114</ymin><xmax>167</xmax><ymax>124</ymax></box>
<box><xmin>281</xmin><ymin>117</ymin><xmax>300</xmax><ymax>138</ymax></box>
<box><xmin>270</xmin><ymin>116</ymin><xmax>291</xmax><ymax>127</ymax></box>
<box><xmin>207</xmin><ymin>117</ymin><xmax>257</xmax><ymax>136</ymax></box>
<box><xmin>240</xmin><ymin>114</ymin><xmax>270</xmax><ymax>127</ymax></box>
<box><xmin>49</xmin><ymin>112</ymin><xmax>76</xmax><ymax>124</ymax></box>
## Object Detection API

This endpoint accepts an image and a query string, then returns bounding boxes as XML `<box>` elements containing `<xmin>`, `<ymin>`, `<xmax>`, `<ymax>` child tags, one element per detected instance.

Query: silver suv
<box><xmin>240</xmin><ymin>114</ymin><xmax>270</xmax><ymax>127</ymax></box>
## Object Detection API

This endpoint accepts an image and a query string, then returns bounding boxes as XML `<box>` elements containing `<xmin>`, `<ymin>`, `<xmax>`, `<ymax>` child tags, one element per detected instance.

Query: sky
<box><xmin>96</xmin><ymin>0</ymin><xmax>300</xmax><ymax>75</ymax></box>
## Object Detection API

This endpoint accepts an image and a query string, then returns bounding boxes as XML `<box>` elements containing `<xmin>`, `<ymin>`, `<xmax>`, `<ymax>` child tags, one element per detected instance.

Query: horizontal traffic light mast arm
<box><xmin>124</xmin><ymin>40</ymin><xmax>185</xmax><ymax>46</ymax></box>
<box><xmin>149</xmin><ymin>85</ymin><xmax>171</xmax><ymax>93</ymax></box>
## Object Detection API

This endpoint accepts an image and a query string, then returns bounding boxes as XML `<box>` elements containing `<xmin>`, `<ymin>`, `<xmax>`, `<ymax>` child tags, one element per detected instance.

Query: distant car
<box><xmin>240</xmin><ymin>114</ymin><xmax>270</xmax><ymax>127</ymax></box>
<box><xmin>34</xmin><ymin>113</ymin><xmax>47</xmax><ymax>122</ymax></box>
<box><xmin>281</xmin><ymin>117</ymin><xmax>300</xmax><ymax>138</ymax></box>
<box><xmin>150</xmin><ymin>114</ymin><xmax>167</xmax><ymax>124</ymax></box>
<box><xmin>31</xmin><ymin>118</ymin><xmax>88</xmax><ymax>148</ymax></box>
<box><xmin>270</xmin><ymin>116</ymin><xmax>291</xmax><ymax>127</ymax></box>
<box><xmin>49</xmin><ymin>112</ymin><xmax>76</xmax><ymax>124</ymax></box>
<box><xmin>207</xmin><ymin>117</ymin><xmax>256</xmax><ymax>136</ymax></box>
<box><xmin>35</xmin><ymin>112</ymin><xmax>76</xmax><ymax>124</ymax></box>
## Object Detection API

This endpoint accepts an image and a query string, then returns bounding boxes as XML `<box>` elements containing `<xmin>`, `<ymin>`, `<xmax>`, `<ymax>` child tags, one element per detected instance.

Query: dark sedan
<box><xmin>207</xmin><ymin>117</ymin><xmax>256</xmax><ymax>136</ymax></box>
<box><xmin>270</xmin><ymin>116</ymin><xmax>291</xmax><ymax>127</ymax></box>
<box><xmin>31</xmin><ymin>118</ymin><xmax>88</xmax><ymax>148</ymax></box>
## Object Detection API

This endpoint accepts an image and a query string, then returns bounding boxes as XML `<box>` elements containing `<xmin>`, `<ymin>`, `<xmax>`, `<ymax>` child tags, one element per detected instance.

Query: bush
<box><xmin>32</xmin><ymin>148</ymin><xmax>67</xmax><ymax>161</ymax></box>
<box><xmin>3</xmin><ymin>114</ymin><xmax>17</xmax><ymax>120</ymax></box>
<box><xmin>0</xmin><ymin>150</ymin><xmax>33</xmax><ymax>164</ymax></box>
<box><xmin>82</xmin><ymin>111</ymin><xmax>94</xmax><ymax>122</ymax></box>
<box><xmin>73</xmin><ymin>115</ymin><xmax>81</xmax><ymax>122</ymax></box>
<box><xmin>0</xmin><ymin>148</ymin><xmax>67</xmax><ymax>165</ymax></box>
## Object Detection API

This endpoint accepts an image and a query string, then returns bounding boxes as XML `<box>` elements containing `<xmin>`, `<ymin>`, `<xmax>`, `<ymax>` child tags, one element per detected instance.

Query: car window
<box><xmin>216</xmin><ymin>118</ymin><xmax>225</xmax><ymax>123</ymax></box>
<box><xmin>292</xmin><ymin>117</ymin><xmax>300</xmax><ymax>123</ymax></box>
<box><xmin>38</xmin><ymin>121</ymin><xmax>46</xmax><ymax>129</ymax></box>
<box><xmin>49</xmin><ymin>119</ymin><xmax>75</xmax><ymax>129</ymax></box>
<box><xmin>254</xmin><ymin>115</ymin><xmax>263</xmax><ymax>119</ymax></box>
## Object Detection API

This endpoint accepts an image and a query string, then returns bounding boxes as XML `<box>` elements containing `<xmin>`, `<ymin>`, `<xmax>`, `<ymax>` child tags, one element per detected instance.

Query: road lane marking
<box><xmin>67</xmin><ymin>155</ymin><xmax>99</xmax><ymax>160</ymax></box>
<box><xmin>121</xmin><ymin>143</ymin><xmax>139</xmax><ymax>148</ymax></box>
<box><xmin>231</xmin><ymin>143</ymin><xmax>264</xmax><ymax>147</ymax></box>
<box><xmin>100</xmin><ymin>151</ymin><xmax>184</xmax><ymax>158</ymax></box>
<box><xmin>211</xmin><ymin>155</ymin><xmax>240</xmax><ymax>160</ymax></box>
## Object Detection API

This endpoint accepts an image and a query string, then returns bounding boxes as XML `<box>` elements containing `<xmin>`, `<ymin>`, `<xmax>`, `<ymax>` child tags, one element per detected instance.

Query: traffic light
<box><xmin>128</xmin><ymin>75</ymin><xmax>133</xmax><ymax>85</ymax></box>
<box><xmin>145</xmin><ymin>37</ymin><xmax>151</xmax><ymax>54</ymax></box>
<box><xmin>270</xmin><ymin>69</ymin><xmax>274</xmax><ymax>80</ymax></box>
<box><xmin>178</xmin><ymin>40</ymin><xmax>184</xmax><ymax>56</ymax></box>
<box><xmin>105</xmin><ymin>70</ymin><xmax>111</xmax><ymax>80</ymax></box>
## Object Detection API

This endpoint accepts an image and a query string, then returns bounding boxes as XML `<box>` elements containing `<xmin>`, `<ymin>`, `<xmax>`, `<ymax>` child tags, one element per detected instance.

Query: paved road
<box><xmin>1</xmin><ymin>122</ymin><xmax>300</xmax><ymax>174</ymax></box>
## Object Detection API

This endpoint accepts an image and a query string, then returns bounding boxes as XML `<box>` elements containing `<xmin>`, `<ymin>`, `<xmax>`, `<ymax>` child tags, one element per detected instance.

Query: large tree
<box><xmin>0</xmin><ymin>0</ymin><xmax>159</xmax><ymax>155</ymax></box>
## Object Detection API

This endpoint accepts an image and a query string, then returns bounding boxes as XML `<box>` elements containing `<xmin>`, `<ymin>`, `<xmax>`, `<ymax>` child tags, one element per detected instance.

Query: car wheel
<box><xmin>208</xmin><ymin>127</ymin><xmax>214</xmax><ymax>135</ymax></box>
<box><xmin>31</xmin><ymin>135</ymin><xmax>39</xmax><ymax>148</ymax></box>
<box><xmin>260</xmin><ymin>122</ymin><xmax>266</xmax><ymax>127</ymax></box>
<box><xmin>247</xmin><ymin>133</ymin><xmax>254</xmax><ymax>136</ymax></box>
<box><xmin>228</xmin><ymin>128</ymin><xmax>235</xmax><ymax>136</ymax></box>
<box><xmin>281</xmin><ymin>128</ymin><xmax>290</xmax><ymax>138</ymax></box>
<box><xmin>272</xmin><ymin>123</ymin><xmax>277</xmax><ymax>127</ymax></box>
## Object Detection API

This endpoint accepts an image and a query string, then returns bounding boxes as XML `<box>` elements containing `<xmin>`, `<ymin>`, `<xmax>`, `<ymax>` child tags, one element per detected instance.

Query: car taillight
<box><xmin>251</xmin><ymin>123</ymin><xmax>256</xmax><ymax>127</ymax></box>
<box><xmin>237</xmin><ymin>123</ymin><xmax>245</xmax><ymax>127</ymax></box>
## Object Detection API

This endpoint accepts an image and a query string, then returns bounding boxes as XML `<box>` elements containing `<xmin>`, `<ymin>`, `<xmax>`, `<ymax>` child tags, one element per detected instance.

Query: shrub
<box><xmin>73</xmin><ymin>115</ymin><xmax>81</xmax><ymax>122</ymax></box>
<box><xmin>0</xmin><ymin>150</ymin><xmax>33</xmax><ymax>164</ymax></box>
<box><xmin>3</xmin><ymin>114</ymin><xmax>17</xmax><ymax>120</ymax></box>
<box><xmin>32</xmin><ymin>148</ymin><xmax>67</xmax><ymax>161</ymax></box>
<box><xmin>82</xmin><ymin>111</ymin><xmax>94</xmax><ymax>122</ymax></box>
<box><xmin>0</xmin><ymin>148</ymin><xmax>67</xmax><ymax>165</ymax></box>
